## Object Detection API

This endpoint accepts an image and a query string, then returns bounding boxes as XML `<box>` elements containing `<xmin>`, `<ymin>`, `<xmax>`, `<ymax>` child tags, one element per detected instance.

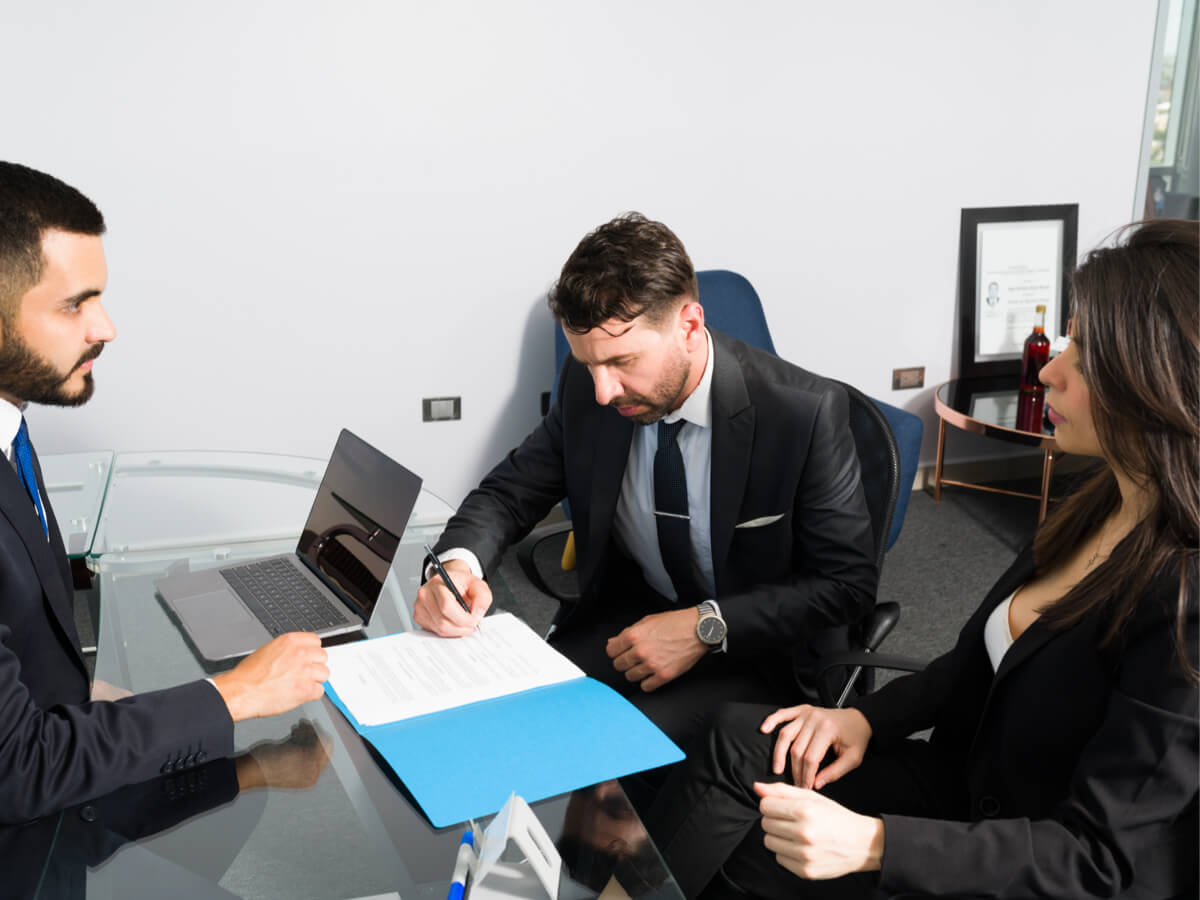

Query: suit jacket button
<box><xmin>979</xmin><ymin>795</ymin><xmax>1000</xmax><ymax>817</ymax></box>
<box><xmin>79</xmin><ymin>805</ymin><xmax>97</xmax><ymax>823</ymax></box>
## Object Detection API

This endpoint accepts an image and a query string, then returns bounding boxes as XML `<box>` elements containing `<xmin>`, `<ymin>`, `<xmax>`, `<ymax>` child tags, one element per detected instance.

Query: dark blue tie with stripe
<box><xmin>654</xmin><ymin>418</ymin><xmax>697</xmax><ymax>603</ymax></box>
<box><xmin>13</xmin><ymin>418</ymin><xmax>49</xmax><ymax>538</ymax></box>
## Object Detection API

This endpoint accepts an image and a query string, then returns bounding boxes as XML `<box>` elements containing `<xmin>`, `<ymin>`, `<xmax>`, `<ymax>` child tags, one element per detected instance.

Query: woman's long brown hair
<box><xmin>1033</xmin><ymin>218</ymin><xmax>1198</xmax><ymax>680</ymax></box>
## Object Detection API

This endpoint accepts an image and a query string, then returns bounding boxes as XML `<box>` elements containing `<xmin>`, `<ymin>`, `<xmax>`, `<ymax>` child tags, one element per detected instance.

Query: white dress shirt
<box><xmin>612</xmin><ymin>328</ymin><xmax>716</xmax><ymax>602</ymax></box>
<box><xmin>1</xmin><ymin>398</ymin><xmax>23</xmax><ymax>463</ymax></box>
<box><xmin>983</xmin><ymin>592</ymin><xmax>1016</xmax><ymax>670</ymax></box>
<box><xmin>1</xmin><ymin>398</ymin><xmax>49</xmax><ymax>541</ymax></box>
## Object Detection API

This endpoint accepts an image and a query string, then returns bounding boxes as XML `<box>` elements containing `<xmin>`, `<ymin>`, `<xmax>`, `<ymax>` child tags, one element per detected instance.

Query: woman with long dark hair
<box><xmin>649</xmin><ymin>218</ymin><xmax>1199</xmax><ymax>900</ymax></box>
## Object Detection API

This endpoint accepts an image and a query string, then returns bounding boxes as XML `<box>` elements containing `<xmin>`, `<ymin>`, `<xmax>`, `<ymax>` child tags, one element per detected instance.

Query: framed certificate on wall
<box><xmin>956</xmin><ymin>204</ymin><xmax>1077</xmax><ymax>379</ymax></box>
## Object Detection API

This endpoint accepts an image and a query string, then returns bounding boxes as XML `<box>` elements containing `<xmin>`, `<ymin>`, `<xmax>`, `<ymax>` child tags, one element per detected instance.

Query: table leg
<box><xmin>933</xmin><ymin>417</ymin><xmax>947</xmax><ymax>502</ymax></box>
<box><xmin>1038</xmin><ymin>449</ymin><xmax>1056</xmax><ymax>523</ymax></box>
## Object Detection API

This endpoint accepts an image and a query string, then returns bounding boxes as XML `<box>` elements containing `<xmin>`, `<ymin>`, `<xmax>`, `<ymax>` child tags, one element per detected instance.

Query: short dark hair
<box><xmin>548</xmin><ymin>212</ymin><xmax>698</xmax><ymax>334</ymax></box>
<box><xmin>0</xmin><ymin>162</ymin><xmax>105</xmax><ymax>321</ymax></box>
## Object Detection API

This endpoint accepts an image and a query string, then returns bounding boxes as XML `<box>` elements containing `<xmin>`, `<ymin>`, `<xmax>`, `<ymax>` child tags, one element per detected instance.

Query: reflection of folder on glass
<box><xmin>323</xmin><ymin>614</ymin><xmax>683</xmax><ymax>828</ymax></box>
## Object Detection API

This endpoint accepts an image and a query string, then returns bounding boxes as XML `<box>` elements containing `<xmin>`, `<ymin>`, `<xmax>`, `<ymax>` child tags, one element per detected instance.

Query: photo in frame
<box><xmin>956</xmin><ymin>204</ymin><xmax>1077</xmax><ymax>379</ymax></box>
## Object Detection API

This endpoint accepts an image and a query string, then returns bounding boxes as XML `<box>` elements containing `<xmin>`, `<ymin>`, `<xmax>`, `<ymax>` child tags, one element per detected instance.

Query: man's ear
<box><xmin>677</xmin><ymin>297</ymin><xmax>705</xmax><ymax>347</ymax></box>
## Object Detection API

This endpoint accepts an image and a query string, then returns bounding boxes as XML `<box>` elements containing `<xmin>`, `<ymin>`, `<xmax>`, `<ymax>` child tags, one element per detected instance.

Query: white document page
<box><xmin>325</xmin><ymin>613</ymin><xmax>584</xmax><ymax>727</ymax></box>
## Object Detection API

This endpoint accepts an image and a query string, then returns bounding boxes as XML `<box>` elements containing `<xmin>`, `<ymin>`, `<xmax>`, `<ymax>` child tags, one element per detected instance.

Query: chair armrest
<box><xmin>862</xmin><ymin>601</ymin><xmax>900</xmax><ymax>652</ymax></box>
<box><xmin>514</xmin><ymin>521</ymin><xmax>577</xmax><ymax>605</ymax></box>
<box><xmin>820</xmin><ymin>649</ymin><xmax>927</xmax><ymax>681</ymax></box>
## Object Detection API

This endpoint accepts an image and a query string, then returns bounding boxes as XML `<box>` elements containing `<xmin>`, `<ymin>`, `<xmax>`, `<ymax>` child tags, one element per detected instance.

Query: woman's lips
<box><xmin>1046</xmin><ymin>404</ymin><xmax>1064</xmax><ymax>426</ymax></box>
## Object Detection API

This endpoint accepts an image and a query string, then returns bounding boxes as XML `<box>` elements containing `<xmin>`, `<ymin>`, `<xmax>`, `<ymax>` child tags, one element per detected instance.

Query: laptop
<box><xmin>155</xmin><ymin>429</ymin><xmax>422</xmax><ymax>660</ymax></box>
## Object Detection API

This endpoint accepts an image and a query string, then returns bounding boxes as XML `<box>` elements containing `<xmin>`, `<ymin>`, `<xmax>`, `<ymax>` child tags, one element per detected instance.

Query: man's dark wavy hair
<box><xmin>548</xmin><ymin>212</ymin><xmax>698</xmax><ymax>334</ymax></box>
<box><xmin>0</xmin><ymin>162</ymin><xmax>105</xmax><ymax>323</ymax></box>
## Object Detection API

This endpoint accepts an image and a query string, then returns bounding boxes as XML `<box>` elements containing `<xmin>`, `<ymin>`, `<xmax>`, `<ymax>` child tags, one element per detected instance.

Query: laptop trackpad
<box><xmin>174</xmin><ymin>591</ymin><xmax>269</xmax><ymax>658</ymax></box>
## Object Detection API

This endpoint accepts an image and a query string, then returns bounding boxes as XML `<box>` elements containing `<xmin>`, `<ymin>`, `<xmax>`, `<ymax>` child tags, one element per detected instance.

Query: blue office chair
<box><xmin>518</xmin><ymin>269</ymin><xmax>922</xmax><ymax>703</ymax></box>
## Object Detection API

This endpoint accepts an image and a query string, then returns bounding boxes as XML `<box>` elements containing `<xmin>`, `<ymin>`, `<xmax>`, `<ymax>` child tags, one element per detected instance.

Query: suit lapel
<box><xmin>709</xmin><ymin>336</ymin><xmax>754</xmax><ymax>593</ymax></box>
<box><xmin>31</xmin><ymin>446</ymin><xmax>76</xmax><ymax>601</ymax></box>
<box><xmin>965</xmin><ymin>548</ymin><xmax>1057</xmax><ymax>755</ymax></box>
<box><xmin>580</xmin><ymin>410</ymin><xmax>634</xmax><ymax>592</ymax></box>
<box><xmin>991</xmin><ymin>613</ymin><xmax>1057</xmax><ymax>687</ymax></box>
<box><xmin>984</xmin><ymin>549</ymin><xmax>1057</xmax><ymax>687</ymax></box>
<box><xmin>0</xmin><ymin>449</ymin><xmax>86</xmax><ymax>672</ymax></box>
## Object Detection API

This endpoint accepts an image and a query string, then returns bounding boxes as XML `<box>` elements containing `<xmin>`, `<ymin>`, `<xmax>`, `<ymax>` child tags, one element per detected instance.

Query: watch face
<box><xmin>697</xmin><ymin>615</ymin><xmax>726</xmax><ymax>645</ymax></box>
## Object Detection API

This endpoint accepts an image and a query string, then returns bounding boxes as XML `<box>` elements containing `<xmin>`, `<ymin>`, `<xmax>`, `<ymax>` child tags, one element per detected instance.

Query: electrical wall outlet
<box><xmin>892</xmin><ymin>367</ymin><xmax>925</xmax><ymax>390</ymax></box>
<box><xmin>422</xmin><ymin>396</ymin><xmax>462</xmax><ymax>421</ymax></box>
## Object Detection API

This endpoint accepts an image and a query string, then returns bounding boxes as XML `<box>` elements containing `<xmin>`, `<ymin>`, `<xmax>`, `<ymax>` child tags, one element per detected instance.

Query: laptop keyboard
<box><xmin>221</xmin><ymin>557</ymin><xmax>351</xmax><ymax>637</ymax></box>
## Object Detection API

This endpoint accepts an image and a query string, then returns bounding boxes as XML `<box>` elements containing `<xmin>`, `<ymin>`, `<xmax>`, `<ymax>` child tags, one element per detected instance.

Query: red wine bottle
<box><xmin>1016</xmin><ymin>304</ymin><xmax>1050</xmax><ymax>432</ymax></box>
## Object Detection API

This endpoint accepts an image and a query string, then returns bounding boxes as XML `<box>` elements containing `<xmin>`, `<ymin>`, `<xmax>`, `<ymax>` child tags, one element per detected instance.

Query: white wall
<box><xmin>4</xmin><ymin>1</ymin><xmax>1156</xmax><ymax>504</ymax></box>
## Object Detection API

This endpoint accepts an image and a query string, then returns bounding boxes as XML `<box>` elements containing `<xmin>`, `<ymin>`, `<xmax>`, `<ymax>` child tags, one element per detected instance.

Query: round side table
<box><xmin>933</xmin><ymin>377</ymin><xmax>1061</xmax><ymax>523</ymax></box>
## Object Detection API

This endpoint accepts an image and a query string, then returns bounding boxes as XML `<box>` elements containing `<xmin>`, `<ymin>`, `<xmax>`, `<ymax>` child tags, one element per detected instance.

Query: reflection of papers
<box><xmin>325</xmin><ymin>614</ymin><xmax>583</xmax><ymax>726</ymax></box>
<box><xmin>975</xmin><ymin>220</ymin><xmax>1062</xmax><ymax>360</ymax></box>
<box><xmin>969</xmin><ymin>392</ymin><xmax>1018</xmax><ymax>427</ymax></box>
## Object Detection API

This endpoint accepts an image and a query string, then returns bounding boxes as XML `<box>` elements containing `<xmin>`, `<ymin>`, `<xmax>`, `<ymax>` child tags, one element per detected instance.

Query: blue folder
<box><xmin>325</xmin><ymin>675</ymin><xmax>683</xmax><ymax>828</ymax></box>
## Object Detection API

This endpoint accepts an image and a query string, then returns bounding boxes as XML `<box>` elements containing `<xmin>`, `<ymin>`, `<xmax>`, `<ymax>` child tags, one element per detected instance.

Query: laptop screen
<box><xmin>295</xmin><ymin>430</ymin><xmax>423</xmax><ymax>619</ymax></box>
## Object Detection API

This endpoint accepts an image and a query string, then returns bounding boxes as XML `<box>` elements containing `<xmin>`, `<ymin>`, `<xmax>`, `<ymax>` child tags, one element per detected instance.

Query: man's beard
<box><xmin>612</xmin><ymin>353</ymin><xmax>692</xmax><ymax>426</ymax></box>
<box><xmin>0</xmin><ymin>334</ymin><xmax>101</xmax><ymax>407</ymax></box>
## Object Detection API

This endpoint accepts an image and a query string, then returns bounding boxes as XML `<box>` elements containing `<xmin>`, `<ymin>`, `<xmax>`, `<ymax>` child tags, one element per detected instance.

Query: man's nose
<box><xmin>592</xmin><ymin>367</ymin><xmax>620</xmax><ymax>406</ymax></box>
<box><xmin>87</xmin><ymin>301</ymin><xmax>116</xmax><ymax>343</ymax></box>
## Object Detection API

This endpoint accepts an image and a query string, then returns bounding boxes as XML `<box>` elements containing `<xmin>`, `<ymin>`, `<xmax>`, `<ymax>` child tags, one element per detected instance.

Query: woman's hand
<box><xmin>755</xmin><ymin>781</ymin><xmax>884</xmax><ymax>879</ymax></box>
<box><xmin>759</xmin><ymin>704</ymin><xmax>872</xmax><ymax>789</ymax></box>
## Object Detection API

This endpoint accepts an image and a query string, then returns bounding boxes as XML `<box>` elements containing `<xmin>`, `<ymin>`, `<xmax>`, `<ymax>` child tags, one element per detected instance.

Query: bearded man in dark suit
<box><xmin>0</xmin><ymin>161</ymin><xmax>329</xmax><ymax>825</ymax></box>
<box><xmin>414</xmin><ymin>212</ymin><xmax>877</xmax><ymax>756</ymax></box>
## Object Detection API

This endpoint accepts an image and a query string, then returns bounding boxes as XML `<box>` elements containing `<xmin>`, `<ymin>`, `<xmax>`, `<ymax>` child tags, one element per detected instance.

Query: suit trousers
<box><xmin>548</xmin><ymin>582</ymin><xmax>791</xmax><ymax>814</ymax></box>
<box><xmin>646</xmin><ymin>702</ymin><xmax>961</xmax><ymax>900</ymax></box>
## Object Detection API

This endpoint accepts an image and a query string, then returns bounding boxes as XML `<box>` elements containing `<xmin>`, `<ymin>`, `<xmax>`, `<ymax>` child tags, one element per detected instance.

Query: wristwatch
<box><xmin>695</xmin><ymin>600</ymin><xmax>727</xmax><ymax>649</ymax></box>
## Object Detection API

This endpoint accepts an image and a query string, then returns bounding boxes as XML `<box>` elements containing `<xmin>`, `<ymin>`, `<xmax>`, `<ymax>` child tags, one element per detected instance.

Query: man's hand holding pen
<box><xmin>414</xmin><ymin>555</ymin><xmax>493</xmax><ymax>636</ymax></box>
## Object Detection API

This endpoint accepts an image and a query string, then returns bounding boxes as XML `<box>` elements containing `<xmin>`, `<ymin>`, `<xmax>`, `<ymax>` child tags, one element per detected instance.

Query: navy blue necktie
<box><xmin>654</xmin><ymin>419</ymin><xmax>697</xmax><ymax>603</ymax></box>
<box><xmin>13</xmin><ymin>418</ymin><xmax>48</xmax><ymax>538</ymax></box>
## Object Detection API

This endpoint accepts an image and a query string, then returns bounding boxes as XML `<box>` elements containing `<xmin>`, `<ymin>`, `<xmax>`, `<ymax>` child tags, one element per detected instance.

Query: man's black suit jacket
<box><xmin>857</xmin><ymin>546</ymin><xmax>1199</xmax><ymax>899</ymax></box>
<box><xmin>0</xmin><ymin>440</ymin><xmax>234</xmax><ymax>825</ymax></box>
<box><xmin>436</xmin><ymin>329</ymin><xmax>878</xmax><ymax>690</ymax></box>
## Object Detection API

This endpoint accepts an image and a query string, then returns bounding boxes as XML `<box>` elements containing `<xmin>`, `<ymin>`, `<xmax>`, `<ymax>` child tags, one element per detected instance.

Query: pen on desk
<box><xmin>447</xmin><ymin>829</ymin><xmax>474</xmax><ymax>900</ymax></box>
<box><xmin>424</xmin><ymin>544</ymin><xmax>473</xmax><ymax>618</ymax></box>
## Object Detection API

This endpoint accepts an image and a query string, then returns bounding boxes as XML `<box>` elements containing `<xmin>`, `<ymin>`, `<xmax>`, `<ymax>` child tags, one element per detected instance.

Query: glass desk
<box><xmin>12</xmin><ymin>452</ymin><xmax>681</xmax><ymax>899</ymax></box>
<box><xmin>41</xmin><ymin>450</ymin><xmax>114</xmax><ymax>558</ymax></box>
<box><xmin>933</xmin><ymin>377</ymin><xmax>1061</xmax><ymax>522</ymax></box>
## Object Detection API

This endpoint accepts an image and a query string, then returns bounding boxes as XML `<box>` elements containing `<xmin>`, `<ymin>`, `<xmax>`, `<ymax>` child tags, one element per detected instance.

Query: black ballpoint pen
<box><xmin>423</xmin><ymin>543</ymin><xmax>474</xmax><ymax>619</ymax></box>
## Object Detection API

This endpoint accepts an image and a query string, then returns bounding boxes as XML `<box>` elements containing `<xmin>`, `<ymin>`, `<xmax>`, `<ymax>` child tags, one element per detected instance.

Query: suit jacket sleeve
<box><xmin>0</xmin><ymin>633</ymin><xmax>235</xmax><ymax>825</ymax></box>
<box><xmin>433</xmin><ymin>362</ymin><xmax>570</xmax><ymax>574</ymax></box>
<box><xmin>876</xmin><ymin>575</ymin><xmax>1199</xmax><ymax>899</ymax></box>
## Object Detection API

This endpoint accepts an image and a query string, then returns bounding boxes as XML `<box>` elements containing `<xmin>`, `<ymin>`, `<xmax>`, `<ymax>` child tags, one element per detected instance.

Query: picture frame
<box><xmin>956</xmin><ymin>204</ymin><xmax>1077</xmax><ymax>379</ymax></box>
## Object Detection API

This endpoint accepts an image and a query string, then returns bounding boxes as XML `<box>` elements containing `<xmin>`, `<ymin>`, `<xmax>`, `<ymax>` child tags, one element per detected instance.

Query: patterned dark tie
<box><xmin>13</xmin><ymin>418</ymin><xmax>49</xmax><ymax>538</ymax></box>
<box><xmin>654</xmin><ymin>419</ymin><xmax>697</xmax><ymax>603</ymax></box>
